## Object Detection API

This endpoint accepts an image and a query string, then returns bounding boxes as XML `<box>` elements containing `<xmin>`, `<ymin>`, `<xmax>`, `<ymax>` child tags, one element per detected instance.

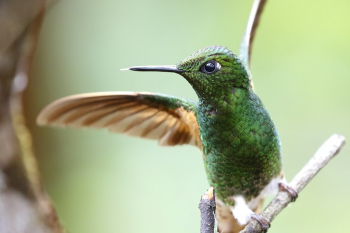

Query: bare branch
<box><xmin>239</xmin><ymin>0</ymin><xmax>268</xmax><ymax>71</ymax></box>
<box><xmin>199</xmin><ymin>187</ymin><xmax>216</xmax><ymax>233</ymax></box>
<box><xmin>240</xmin><ymin>134</ymin><xmax>346</xmax><ymax>233</ymax></box>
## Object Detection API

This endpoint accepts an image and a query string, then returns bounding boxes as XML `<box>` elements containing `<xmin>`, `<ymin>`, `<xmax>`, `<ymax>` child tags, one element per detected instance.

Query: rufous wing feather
<box><xmin>37</xmin><ymin>92</ymin><xmax>201</xmax><ymax>149</ymax></box>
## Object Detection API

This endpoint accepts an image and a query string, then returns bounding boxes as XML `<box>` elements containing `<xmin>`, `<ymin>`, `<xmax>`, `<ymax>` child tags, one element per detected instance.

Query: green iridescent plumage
<box><xmin>142</xmin><ymin>93</ymin><xmax>196</xmax><ymax>112</ymax></box>
<box><xmin>177</xmin><ymin>46</ymin><xmax>281</xmax><ymax>204</ymax></box>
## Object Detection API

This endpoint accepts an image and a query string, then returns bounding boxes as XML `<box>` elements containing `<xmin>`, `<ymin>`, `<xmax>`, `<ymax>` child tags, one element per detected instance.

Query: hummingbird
<box><xmin>37</xmin><ymin>45</ymin><xmax>297</xmax><ymax>232</ymax></box>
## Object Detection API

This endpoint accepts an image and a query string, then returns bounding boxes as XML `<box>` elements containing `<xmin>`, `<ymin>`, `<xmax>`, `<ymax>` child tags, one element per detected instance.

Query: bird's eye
<box><xmin>200</xmin><ymin>60</ymin><xmax>221</xmax><ymax>74</ymax></box>
<box><xmin>205</xmin><ymin>62</ymin><xmax>215</xmax><ymax>72</ymax></box>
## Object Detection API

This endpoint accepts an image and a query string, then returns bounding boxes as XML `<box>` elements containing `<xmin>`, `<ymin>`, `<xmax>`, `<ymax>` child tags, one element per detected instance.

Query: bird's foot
<box><xmin>278</xmin><ymin>183</ymin><xmax>298</xmax><ymax>202</ymax></box>
<box><xmin>251</xmin><ymin>213</ymin><xmax>270</xmax><ymax>232</ymax></box>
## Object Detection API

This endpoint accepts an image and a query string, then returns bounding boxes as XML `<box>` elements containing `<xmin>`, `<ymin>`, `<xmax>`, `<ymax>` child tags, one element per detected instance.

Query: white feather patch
<box><xmin>248</xmin><ymin>176</ymin><xmax>282</xmax><ymax>210</ymax></box>
<box><xmin>230</xmin><ymin>196</ymin><xmax>254</xmax><ymax>225</ymax></box>
<box><xmin>227</xmin><ymin>176</ymin><xmax>284</xmax><ymax>226</ymax></box>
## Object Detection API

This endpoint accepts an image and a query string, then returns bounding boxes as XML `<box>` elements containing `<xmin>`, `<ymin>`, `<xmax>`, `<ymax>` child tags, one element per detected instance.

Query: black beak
<box><xmin>121</xmin><ymin>65</ymin><xmax>184</xmax><ymax>73</ymax></box>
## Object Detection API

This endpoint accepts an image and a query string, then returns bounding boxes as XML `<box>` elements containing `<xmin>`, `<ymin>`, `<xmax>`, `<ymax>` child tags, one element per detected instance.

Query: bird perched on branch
<box><xmin>37</xmin><ymin>45</ymin><xmax>297</xmax><ymax>232</ymax></box>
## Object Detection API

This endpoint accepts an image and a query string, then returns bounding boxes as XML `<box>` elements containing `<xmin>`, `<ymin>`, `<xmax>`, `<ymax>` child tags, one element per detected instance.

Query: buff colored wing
<box><xmin>37</xmin><ymin>92</ymin><xmax>201</xmax><ymax>148</ymax></box>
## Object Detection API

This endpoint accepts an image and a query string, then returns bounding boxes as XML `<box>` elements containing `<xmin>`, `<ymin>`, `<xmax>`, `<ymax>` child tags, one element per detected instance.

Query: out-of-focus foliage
<box><xmin>26</xmin><ymin>0</ymin><xmax>350</xmax><ymax>232</ymax></box>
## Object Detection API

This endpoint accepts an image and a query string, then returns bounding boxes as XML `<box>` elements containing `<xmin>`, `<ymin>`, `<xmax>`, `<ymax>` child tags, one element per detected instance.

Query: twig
<box><xmin>199</xmin><ymin>187</ymin><xmax>216</xmax><ymax>233</ymax></box>
<box><xmin>240</xmin><ymin>134</ymin><xmax>346</xmax><ymax>233</ymax></box>
<box><xmin>239</xmin><ymin>0</ymin><xmax>268</xmax><ymax>70</ymax></box>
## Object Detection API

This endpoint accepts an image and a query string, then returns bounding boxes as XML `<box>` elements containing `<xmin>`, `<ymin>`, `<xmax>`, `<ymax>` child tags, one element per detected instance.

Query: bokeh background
<box><xmin>25</xmin><ymin>0</ymin><xmax>350</xmax><ymax>232</ymax></box>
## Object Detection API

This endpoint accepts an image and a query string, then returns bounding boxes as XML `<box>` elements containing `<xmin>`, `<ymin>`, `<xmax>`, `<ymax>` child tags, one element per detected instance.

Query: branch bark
<box><xmin>199</xmin><ymin>187</ymin><xmax>216</xmax><ymax>233</ymax></box>
<box><xmin>240</xmin><ymin>134</ymin><xmax>346</xmax><ymax>233</ymax></box>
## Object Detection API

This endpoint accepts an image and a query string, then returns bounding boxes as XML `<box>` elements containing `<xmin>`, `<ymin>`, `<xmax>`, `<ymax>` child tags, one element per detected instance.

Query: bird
<box><xmin>37</xmin><ymin>45</ymin><xmax>297</xmax><ymax>232</ymax></box>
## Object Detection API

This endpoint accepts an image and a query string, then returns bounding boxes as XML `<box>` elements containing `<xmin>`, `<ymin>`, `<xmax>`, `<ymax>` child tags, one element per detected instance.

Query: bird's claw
<box><xmin>251</xmin><ymin>213</ymin><xmax>270</xmax><ymax>232</ymax></box>
<box><xmin>278</xmin><ymin>183</ymin><xmax>298</xmax><ymax>202</ymax></box>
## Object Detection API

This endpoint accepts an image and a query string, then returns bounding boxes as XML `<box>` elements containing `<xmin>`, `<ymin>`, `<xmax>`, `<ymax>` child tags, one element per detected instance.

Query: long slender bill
<box><xmin>121</xmin><ymin>65</ymin><xmax>184</xmax><ymax>73</ymax></box>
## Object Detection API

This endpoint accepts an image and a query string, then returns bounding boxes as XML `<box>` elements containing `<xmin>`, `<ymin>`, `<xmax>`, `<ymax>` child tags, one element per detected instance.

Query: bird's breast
<box><xmin>196</xmin><ymin>91</ymin><xmax>282</xmax><ymax>202</ymax></box>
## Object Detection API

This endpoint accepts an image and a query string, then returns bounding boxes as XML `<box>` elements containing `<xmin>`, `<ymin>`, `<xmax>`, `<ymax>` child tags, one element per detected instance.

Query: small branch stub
<box><xmin>199</xmin><ymin>187</ymin><xmax>216</xmax><ymax>233</ymax></box>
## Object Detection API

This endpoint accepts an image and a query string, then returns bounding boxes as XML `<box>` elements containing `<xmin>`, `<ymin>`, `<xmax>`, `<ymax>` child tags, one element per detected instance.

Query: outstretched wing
<box><xmin>37</xmin><ymin>92</ymin><xmax>201</xmax><ymax>148</ymax></box>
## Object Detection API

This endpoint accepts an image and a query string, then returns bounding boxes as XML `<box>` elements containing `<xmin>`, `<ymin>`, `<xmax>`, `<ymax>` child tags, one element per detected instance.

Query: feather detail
<box><xmin>37</xmin><ymin>92</ymin><xmax>202</xmax><ymax>149</ymax></box>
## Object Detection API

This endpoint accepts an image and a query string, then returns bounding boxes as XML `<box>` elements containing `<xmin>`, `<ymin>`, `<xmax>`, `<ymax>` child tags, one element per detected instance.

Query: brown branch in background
<box><xmin>0</xmin><ymin>0</ymin><xmax>62</xmax><ymax>232</ymax></box>
<box><xmin>199</xmin><ymin>187</ymin><xmax>216</xmax><ymax>233</ymax></box>
<box><xmin>240</xmin><ymin>134</ymin><xmax>346</xmax><ymax>233</ymax></box>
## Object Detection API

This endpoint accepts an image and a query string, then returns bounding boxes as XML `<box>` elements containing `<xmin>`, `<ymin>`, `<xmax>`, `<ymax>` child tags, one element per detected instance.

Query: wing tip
<box><xmin>36</xmin><ymin>109</ymin><xmax>49</xmax><ymax>126</ymax></box>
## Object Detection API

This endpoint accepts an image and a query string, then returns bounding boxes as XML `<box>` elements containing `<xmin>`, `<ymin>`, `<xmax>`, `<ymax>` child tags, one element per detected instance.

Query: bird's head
<box><xmin>123</xmin><ymin>45</ymin><xmax>251</xmax><ymax>100</ymax></box>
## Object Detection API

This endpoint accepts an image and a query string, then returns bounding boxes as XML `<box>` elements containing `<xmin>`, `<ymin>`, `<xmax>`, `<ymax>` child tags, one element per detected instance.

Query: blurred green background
<box><xmin>26</xmin><ymin>0</ymin><xmax>350</xmax><ymax>232</ymax></box>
